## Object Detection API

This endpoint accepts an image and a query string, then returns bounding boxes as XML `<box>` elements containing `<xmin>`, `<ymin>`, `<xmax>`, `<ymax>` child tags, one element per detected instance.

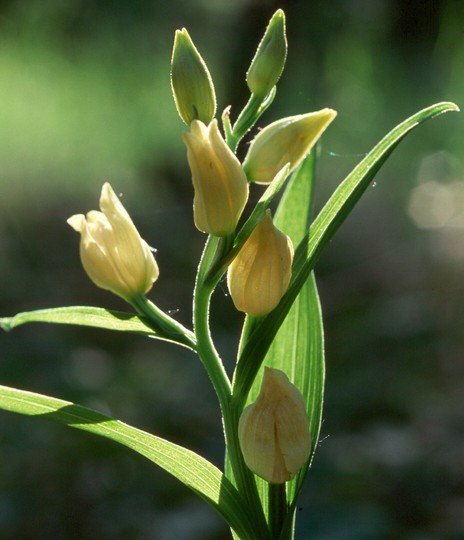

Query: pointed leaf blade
<box><xmin>271</xmin><ymin>153</ymin><xmax>325</xmax><ymax>507</ymax></box>
<box><xmin>0</xmin><ymin>306</ymin><xmax>192</xmax><ymax>348</ymax></box>
<box><xmin>240</xmin><ymin>151</ymin><xmax>325</xmax><ymax>515</ymax></box>
<box><xmin>0</xmin><ymin>384</ymin><xmax>257</xmax><ymax>539</ymax></box>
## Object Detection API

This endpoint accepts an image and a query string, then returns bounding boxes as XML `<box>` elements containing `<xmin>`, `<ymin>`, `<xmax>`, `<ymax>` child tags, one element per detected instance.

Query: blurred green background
<box><xmin>0</xmin><ymin>0</ymin><xmax>463</xmax><ymax>538</ymax></box>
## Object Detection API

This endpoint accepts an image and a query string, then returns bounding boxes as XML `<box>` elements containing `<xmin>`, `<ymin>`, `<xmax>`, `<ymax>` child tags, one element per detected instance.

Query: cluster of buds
<box><xmin>67</xmin><ymin>10</ymin><xmax>332</xmax><ymax>485</ymax></box>
<box><xmin>169</xmin><ymin>11</ymin><xmax>326</xmax><ymax>485</ymax></box>
<box><xmin>170</xmin><ymin>11</ymin><xmax>335</xmax><ymax>319</ymax></box>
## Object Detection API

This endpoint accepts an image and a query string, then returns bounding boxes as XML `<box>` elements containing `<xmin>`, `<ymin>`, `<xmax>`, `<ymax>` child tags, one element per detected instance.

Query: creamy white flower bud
<box><xmin>246</xmin><ymin>9</ymin><xmax>287</xmax><ymax>97</ymax></box>
<box><xmin>227</xmin><ymin>210</ymin><xmax>293</xmax><ymax>316</ymax></box>
<box><xmin>183</xmin><ymin>119</ymin><xmax>249</xmax><ymax>236</ymax></box>
<box><xmin>68</xmin><ymin>183</ymin><xmax>159</xmax><ymax>301</ymax></box>
<box><xmin>243</xmin><ymin>109</ymin><xmax>337</xmax><ymax>184</ymax></box>
<box><xmin>171</xmin><ymin>28</ymin><xmax>216</xmax><ymax>125</ymax></box>
<box><xmin>239</xmin><ymin>367</ymin><xmax>311</xmax><ymax>483</ymax></box>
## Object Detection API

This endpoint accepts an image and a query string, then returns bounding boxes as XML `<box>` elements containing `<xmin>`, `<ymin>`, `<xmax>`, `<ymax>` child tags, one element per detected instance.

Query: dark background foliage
<box><xmin>0</xmin><ymin>0</ymin><xmax>463</xmax><ymax>538</ymax></box>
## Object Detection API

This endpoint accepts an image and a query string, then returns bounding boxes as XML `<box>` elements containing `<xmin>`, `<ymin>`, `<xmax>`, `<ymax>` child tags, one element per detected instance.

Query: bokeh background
<box><xmin>0</xmin><ymin>0</ymin><xmax>463</xmax><ymax>538</ymax></box>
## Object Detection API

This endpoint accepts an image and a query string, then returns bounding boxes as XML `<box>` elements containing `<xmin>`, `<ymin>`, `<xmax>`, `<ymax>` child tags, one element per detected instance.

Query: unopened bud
<box><xmin>67</xmin><ymin>183</ymin><xmax>159</xmax><ymax>301</ymax></box>
<box><xmin>238</xmin><ymin>367</ymin><xmax>311</xmax><ymax>484</ymax></box>
<box><xmin>171</xmin><ymin>28</ymin><xmax>216</xmax><ymax>125</ymax></box>
<box><xmin>246</xmin><ymin>9</ymin><xmax>287</xmax><ymax>97</ymax></box>
<box><xmin>227</xmin><ymin>210</ymin><xmax>293</xmax><ymax>316</ymax></box>
<box><xmin>182</xmin><ymin>119</ymin><xmax>249</xmax><ymax>236</ymax></box>
<box><xmin>243</xmin><ymin>109</ymin><xmax>337</xmax><ymax>184</ymax></box>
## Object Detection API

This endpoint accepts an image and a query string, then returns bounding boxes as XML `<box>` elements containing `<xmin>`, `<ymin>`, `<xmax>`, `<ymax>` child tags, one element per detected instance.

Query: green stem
<box><xmin>193</xmin><ymin>236</ymin><xmax>269</xmax><ymax>538</ymax></box>
<box><xmin>194</xmin><ymin>294</ymin><xmax>269</xmax><ymax>538</ymax></box>
<box><xmin>193</xmin><ymin>235</ymin><xmax>233</xmax><ymax>408</ymax></box>
<box><xmin>131</xmin><ymin>295</ymin><xmax>197</xmax><ymax>350</ymax></box>
<box><xmin>193</xmin><ymin>279</ymin><xmax>232</xmax><ymax>408</ymax></box>
<box><xmin>268</xmin><ymin>483</ymin><xmax>287</xmax><ymax>539</ymax></box>
<box><xmin>227</xmin><ymin>89</ymin><xmax>276</xmax><ymax>151</ymax></box>
<box><xmin>277</xmin><ymin>504</ymin><xmax>296</xmax><ymax>540</ymax></box>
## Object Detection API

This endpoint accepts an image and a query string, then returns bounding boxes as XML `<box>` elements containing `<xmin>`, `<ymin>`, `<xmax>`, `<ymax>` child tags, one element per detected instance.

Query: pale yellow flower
<box><xmin>243</xmin><ymin>109</ymin><xmax>337</xmax><ymax>184</ymax></box>
<box><xmin>67</xmin><ymin>183</ymin><xmax>159</xmax><ymax>301</ymax></box>
<box><xmin>239</xmin><ymin>367</ymin><xmax>311</xmax><ymax>484</ymax></box>
<box><xmin>183</xmin><ymin>119</ymin><xmax>249</xmax><ymax>236</ymax></box>
<box><xmin>227</xmin><ymin>210</ymin><xmax>293</xmax><ymax>316</ymax></box>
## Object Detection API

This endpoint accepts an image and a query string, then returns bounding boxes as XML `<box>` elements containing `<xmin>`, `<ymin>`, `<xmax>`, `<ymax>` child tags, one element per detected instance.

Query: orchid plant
<box><xmin>0</xmin><ymin>10</ymin><xmax>458</xmax><ymax>540</ymax></box>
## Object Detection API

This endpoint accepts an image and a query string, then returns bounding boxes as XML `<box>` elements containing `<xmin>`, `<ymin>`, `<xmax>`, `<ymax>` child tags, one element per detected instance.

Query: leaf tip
<box><xmin>436</xmin><ymin>101</ymin><xmax>460</xmax><ymax>114</ymax></box>
<box><xmin>443</xmin><ymin>101</ymin><xmax>460</xmax><ymax>113</ymax></box>
<box><xmin>0</xmin><ymin>318</ymin><xmax>12</xmax><ymax>332</ymax></box>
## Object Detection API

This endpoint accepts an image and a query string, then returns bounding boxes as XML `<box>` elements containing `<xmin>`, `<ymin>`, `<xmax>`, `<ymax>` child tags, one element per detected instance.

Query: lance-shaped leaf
<box><xmin>0</xmin><ymin>306</ymin><xmax>195</xmax><ymax>350</ymax></box>
<box><xmin>232</xmin><ymin>100</ymin><xmax>458</xmax><ymax>534</ymax></box>
<box><xmin>233</xmin><ymin>151</ymin><xmax>324</xmax><ymax>526</ymax></box>
<box><xmin>270</xmin><ymin>153</ymin><xmax>325</xmax><ymax>510</ymax></box>
<box><xmin>0</xmin><ymin>384</ymin><xmax>259</xmax><ymax>540</ymax></box>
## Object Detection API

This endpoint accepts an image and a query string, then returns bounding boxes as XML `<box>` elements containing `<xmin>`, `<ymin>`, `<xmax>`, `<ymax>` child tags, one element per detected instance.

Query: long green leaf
<box><xmin>271</xmin><ymin>152</ymin><xmax>325</xmax><ymax>507</ymax></box>
<box><xmin>233</xmin><ymin>101</ymin><xmax>459</xmax><ymax>404</ymax></box>
<box><xmin>247</xmin><ymin>153</ymin><xmax>323</xmax><ymax>417</ymax></box>
<box><xmin>0</xmin><ymin>384</ymin><xmax>258</xmax><ymax>539</ymax></box>
<box><xmin>239</xmin><ymin>152</ymin><xmax>325</xmax><ymax>523</ymax></box>
<box><xmin>0</xmin><ymin>306</ymin><xmax>191</xmax><ymax>348</ymax></box>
